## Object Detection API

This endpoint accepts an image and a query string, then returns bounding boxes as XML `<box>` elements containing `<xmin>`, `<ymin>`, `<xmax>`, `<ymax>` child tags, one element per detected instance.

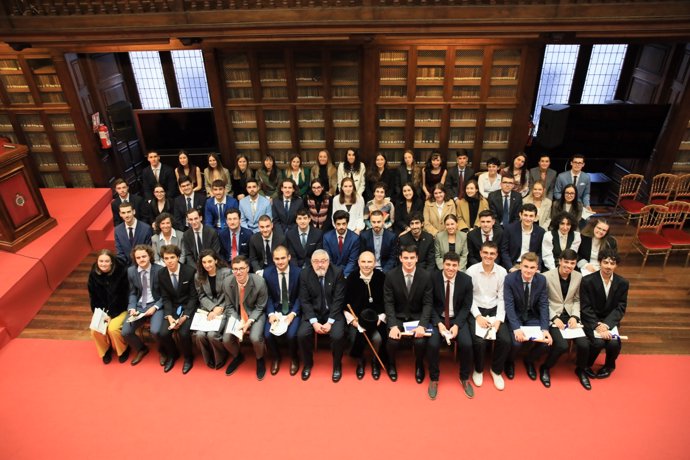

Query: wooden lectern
<box><xmin>0</xmin><ymin>143</ymin><xmax>56</xmax><ymax>252</ymax></box>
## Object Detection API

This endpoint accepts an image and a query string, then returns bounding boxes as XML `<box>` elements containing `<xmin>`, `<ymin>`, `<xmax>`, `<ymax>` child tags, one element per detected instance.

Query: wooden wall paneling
<box><xmin>202</xmin><ymin>48</ymin><xmax>233</xmax><ymax>164</ymax></box>
<box><xmin>511</xmin><ymin>44</ymin><xmax>542</xmax><ymax>159</ymax></box>
<box><xmin>361</xmin><ymin>43</ymin><xmax>377</xmax><ymax>158</ymax></box>
<box><xmin>16</xmin><ymin>56</ymin><xmax>44</xmax><ymax>107</ymax></box>
<box><xmin>626</xmin><ymin>44</ymin><xmax>673</xmax><ymax>104</ymax></box>
<box><xmin>38</xmin><ymin>110</ymin><xmax>72</xmax><ymax>187</ymax></box>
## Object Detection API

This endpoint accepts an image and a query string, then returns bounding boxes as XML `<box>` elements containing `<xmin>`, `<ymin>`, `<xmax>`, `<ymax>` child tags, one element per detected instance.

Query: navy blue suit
<box><xmin>271</xmin><ymin>196</ymin><xmax>304</xmax><ymax>234</ymax></box>
<box><xmin>204</xmin><ymin>196</ymin><xmax>239</xmax><ymax>232</ymax></box>
<box><xmin>263</xmin><ymin>264</ymin><xmax>302</xmax><ymax>361</ymax></box>
<box><xmin>500</xmin><ymin>222</ymin><xmax>546</xmax><ymax>271</ymax></box>
<box><xmin>359</xmin><ymin>228</ymin><xmax>398</xmax><ymax>273</ymax></box>
<box><xmin>285</xmin><ymin>226</ymin><xmax>323</xmax><ymax>269</ymax></box>
<box><xmin>114</xmin><ymin>220</ymin><xmax>153</xmax><ymax>266</ymax></box>
<box><xmin>218</xmin><ymin>226</ymin><xmax>252</xmax><ymax>262</ymax></box>
<box><xmin>504</xmin><ymin>270</ymin><xmax>549</xmax><ymax>363</ymax></box>
<box><xmin>323</xmin><ymin>229</ymin><xmax>360</xmax><ymax>278</ymax></box>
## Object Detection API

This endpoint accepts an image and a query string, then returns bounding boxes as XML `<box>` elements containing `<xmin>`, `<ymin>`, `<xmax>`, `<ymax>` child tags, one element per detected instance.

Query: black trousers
<box><xmin>297</xmin><ymin>317</ymin><xmax>345</xmax><ymax>368</ymax></box>
<box><xmin>428</xmin><ymin>322</ymin><xmax>473</xmax><ymax>381</ymax></box>
<box><xmin>159</xmin><ymin>317</ymin><xmax>193</xmax><ymax>360</ymax></box>
<box><xmin>387</xmin><ymin>325</ymin><xmax>440</xmax><ymax>381</ymax></box>
<box><xmin>468</xmin><ymin>319</ymin><xmax>512</xmax><ymax>375</ymax></box>
<box><xmin>542</xmin><ymin>326</ymin><xmax>590</xmax><ymax>369</ymax></box>
<box><xmin>264</xmin><ymin>316</ymin><xmax>300</xmax><ymax>362</ymax></box>
<box><xmin>588</xmin><ymin>335</ymin><xmax>622</xmax><ymax>369</ymax></box>
<box><xmin>509</xmin><ymin>319</ymin><xmax>548</xmax><ymax>364</ymax></box>
<box><xmin>348</xmin><ymin>322</ymin><xmax>388</xmax><ymax>364</ymax></box>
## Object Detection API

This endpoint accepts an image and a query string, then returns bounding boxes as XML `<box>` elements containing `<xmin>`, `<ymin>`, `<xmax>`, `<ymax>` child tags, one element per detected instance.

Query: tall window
<box><xmin>532</xmin><ymin>45</ymin><xmax>579</xmax><ymax>129</ymax></box>
<box><xmin>581</xmin><ymin>44</ymin><xmax>627</xmax><ymax>104</ymax></box>
<box><xmin>129</xmin><ymin>51</ymin><xmax>170</xmax><ymax>109</ymax></box>
<box><xmin>171</xmin><ymin>50</ymin><xmax>211</xmax><ymax>108</ymax></box>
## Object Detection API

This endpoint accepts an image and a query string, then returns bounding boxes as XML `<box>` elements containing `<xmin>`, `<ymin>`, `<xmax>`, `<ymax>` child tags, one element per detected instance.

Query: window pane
<box><xmin>171</xmin><ymin>50</ymin><xmax>211</xmax><ymax>108</ymax></box>
<box><xmin>532</xmin><ymin>45</ymin><xmax>580</xmax><ymax>130</ymax></box>
<box><xmin>129</xmin><ymin>51</ymin><xmax>170</xmax><ymax>109</ymax></box>
<box><xmin>581</xmin><ymin>44</ymin><xmax>627</xmax><ymax>104</ymax></box>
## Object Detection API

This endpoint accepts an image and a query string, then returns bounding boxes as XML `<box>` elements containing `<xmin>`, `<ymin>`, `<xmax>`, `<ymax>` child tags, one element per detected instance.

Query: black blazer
<box><xmin>248</xmin><ymin>228</ymin><xmax>287</xmax><ymax>273</ymax></box>
<box><xmin>392</xmin><ymin>197</ymin><xmax>424</xmax><ymax>235</ymax></box>
<box><xmin>142</xmin><ymin>163</ymin><xmax>178</xmax><ymax>202</ymax></box>
<box><xmin>285</xmin><ymin>226</ymin><xmax>323</xmax><ymax>269</ymax></box>
<box><xmin>299</xmin><ymin>265</ymin><xmax>346</xmax><ymax>322</ymax></box>
<box><xmin>112</xmin><ymin>193</ymin><xmax>150</xmax><ymax>226</ymax></box>
<box><xmin>173</xmin><ymin>192</ymin><xmax>206</xmax><ymax>231</ymax></box>
<box><xmin>577</xmin><ymin>235</ymin><xmax>618</xmax><ymax>267</ymax></box>
<box><xmin>431</xmin><ymin>270</ymin><xmax>473</xmax><ymax>329</ymax></box>
<box><xmin>398</xmin><ymin>231</ymin><xmax>435</xmax><ymax>272</ymax></box>
<box><xmin>181</xmin><ymin>225</ymin><xmax>222</xmax><ymax>266</ymax></box>
<box><xmin>359</xmin><ymin>228</ymin><xmax>398</xmax><ymax>273</ymax></box>
<box><xmin>467</xmin><ymin>225</ymin><xmax>504</xmax><ymax>267</ymax></box>
<box><xmin>218</xmin><ymin>226</ymin><xmax>253</xmax><ymax>262</ymax></box>
<box><xmin>446</xmin><ymin>166</ymin><xmax>476</xmax><ymax>198</ymax></box>
<box><xmin>271</xmin><ymin>196</ymin><xmax>304</xmax><ymax>234</ymax></box>
<box><xmin>364</xmin><ymin>168</ymin><xmax>398</xmax><ymax>202</ymax></box>
<box><xmin>383</xmin><ymin>265</ymin><xmax>433</xmax><ymax>328</ymax></box>
<box><xmin>148</xmin><ymin>198</ymin><xmax>174</xmax><ymax>225</ymax></box>
<box><xmin>580</xmin><ymin>272</ymin><xmax>629</xmax><ymax>332</ymax></box>
<box><xmin>500</xmin><ymin>221</ymin><xmax>546</xmax><ymax>270</ymax></box>
<box><xmin>344</xmin><ymin>268</ymin><xmax>386</xmax><ymax>317</ymax></box>
<box><xmin>488</xmin><ymin>189</ymin><xmax>522</xmax><ymax>226</ymax></box>
<box><xmin>158</xmin><ymin>263</ymin><xmax>198</xmax><ymax>318</ymax></box>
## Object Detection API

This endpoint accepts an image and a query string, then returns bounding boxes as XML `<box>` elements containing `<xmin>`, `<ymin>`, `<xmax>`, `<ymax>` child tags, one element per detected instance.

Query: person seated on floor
<box><xmin>542</xmin><ymin>249</ymin><xmax>591</xmax><ymax>390</ymax></box>
<box><xmin>580</xmin><ymin>248</ymin><xmax>629</xmax><ymax>380</ymax></box>
<box><xmin>429</xmin><ymin>252</ymin><xmax>474</xmax><ymax>400</ymax></box>
<box><xmin>87</xmin><ymin>249</ymin><xmax>130</xmax><ymax>365</ymax></box>
<box><xmin>158</xmin><ymin>244</ymin><xmax>198</xmax><ymax>375</ymax></box>
<box><xmin>151</xmin><ymin>212</ymin><xmax>186</xmax><ymax>266</ymax></box>
<box><xmin>263</xmin><ymin>246</ymin><xmax>302</xmax><ymax>377</ymax></box>
<box><xmin>272</xmin><ymin>178</ymin><xmax>304</xmax><ymax>234</ymax></box>
<box><xmin>323</xmin><ymin>210</ymin><xmax>360</xmax><ymax>278</ymax></box>
<box><xmin>359</xmin><ymin>210</ymin><xmax>398</xmax><ymax>274</ymax></box>
<box><xmin>204</xmin><ymin>179</ymin><xmax>239</xmax><ymax>233</ymax></box>
<box><xmin>503</xmin><ymin>252</ymin><xmax>552</xmax><ymax>384</ymax></box>
<box><xmin>222</xmin><ymin>255</ymin><xmax>269</xmax><ymax>380</ymax></box>
<box><xmin>181</xmin><ymin>208</ymin><xmax>221</xmax><ymax>267</ymax></box>
<box><xmin>467</xmin><ymin>210</ymin><xmax>504</xmax><ymax>267</ymax></box>
<box><xmin>297</xmin><ymin>249</ymin><xmax>347</xmax><ymax>382</ymax></box>
<box><xmin>383</xmin><ymin>245</ymin><xmax>435</xmax><ymax>393</ymax></box>
<box><xmin>218</xmin><ymin>208</ymin><xmax>252</xmax><ymax>263</ymax></box>
<box><xmin>248</xmin><ymin>214</ymin><xmax>286</xmax><ymax>274</ymax></box>
<box><xmin>344</xmin><ymin>251</ymin><xmax>388</xmax><ymax>381</ymax></box>
<box><xmin>578</xmin><ymin>218</ymin><xmax>618</xmax><ymax>277</ymax></box>
<box><xmin>500</xmin><ymin>203</ymin><xmax>545</xmax><ymax>272</ymax></box>
<box><xmin>397</xmin><ymin>212</ymin><xmax>436</xmax><ymax>272</ymax></box>
<box><xmin>193</xmin><ymin>249</ymin><xmax>232</xmax><ymax>370</ymax></box>
<box><xmin>238</xmin><ymin>178</ymin><xmax>272</xmax><ymax>234</ymax></box>
<box><xmin>466</xmin><ymin>241</ymin><xmax>511</xmax><ymax>391</ymax></box>
<box><xmin>111</xmin><ymin>178</ymin><xmax>149</xmax><ymax>226</ymax></box>
<box><xmin>122</xmin><ymin>244</ymin><xmax>165</xmax><ymax>367</ymax></box>
<box><xmin>173</xmin><ymin>175</ymin><xmax>206</xmax><ymax>231</ymax></box>
<box><xmin>285</xmin><ymin>208</ymin><xmax>323</xmax><ymax>270</ymax></box>
<box><xmin>114</xmin><ymin>201</ymin><xmax>153</xmax><ymax>266</ymax></box>
<box><xmin>542</xmin><ymin>212</ymin><xmax>582</xmax><ymax>271</ymax></box>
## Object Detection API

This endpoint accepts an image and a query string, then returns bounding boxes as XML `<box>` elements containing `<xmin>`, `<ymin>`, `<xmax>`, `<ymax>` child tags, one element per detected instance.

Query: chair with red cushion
<box><xmin>630</xmin><ymin>204</ymin><xmax>671</xmax><ymax>271</ymax></box>
<box><xmin>661</xmin><ymin>201</ymin><xmax>690</xmax><ymax>267</ymax></box>
<box><xmin>649</xmin><ymin>173</ymin><xmax>678</xmax><ymax>205</ymax></box>
<box><xmin>613</xmin><ymin>174</ymin><xmax>645</xmax><ymax>235</ymax></box>
<box><xmin>674</xmin><ymin>174</ymin><xmax>690</xmax><ymax>203</ymax></box>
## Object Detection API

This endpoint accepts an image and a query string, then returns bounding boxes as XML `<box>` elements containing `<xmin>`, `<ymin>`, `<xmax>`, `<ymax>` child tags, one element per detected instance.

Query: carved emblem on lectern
<box><xmin>15</xmin><ymin>193</ymin><xmax>26</xmax><ymax>207</ymax></box>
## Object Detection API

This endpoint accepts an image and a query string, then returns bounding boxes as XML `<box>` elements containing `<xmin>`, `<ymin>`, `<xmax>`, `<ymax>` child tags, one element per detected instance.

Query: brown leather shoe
<box><xmin>271</xmin><ymin>359</ymin><xmax>281</xmax><ymax>375</ymax></box>
<box><xmin>131</xmin><ymin>346</ymin><xmax>149</xmax><ymax>366</ymax></box>
<box><xmin>289</xmin><ymin>359</ymin><xmax>300</xmax><ymax>376</ymax></box>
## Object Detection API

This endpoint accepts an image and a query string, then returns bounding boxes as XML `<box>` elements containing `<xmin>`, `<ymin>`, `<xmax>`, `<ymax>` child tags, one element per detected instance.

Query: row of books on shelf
<box><xmin>380</xmin><ymin>51</ymin><xmax>407</xmax><ymax>63</ymax></box>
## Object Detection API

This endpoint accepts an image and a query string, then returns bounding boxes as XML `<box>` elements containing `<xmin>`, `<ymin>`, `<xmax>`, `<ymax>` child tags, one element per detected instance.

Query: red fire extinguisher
<box><xmin>98</xmin><ymin>123</ymin><xmax>112</xmax><ymax>149</ymax></box>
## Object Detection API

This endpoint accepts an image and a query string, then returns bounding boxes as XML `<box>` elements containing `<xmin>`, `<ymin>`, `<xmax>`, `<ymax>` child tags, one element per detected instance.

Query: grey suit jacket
<box><xmin>195</xmin><ymin>267</ymin><xmax>233</xmax><ymax>312</ymax></box>
<box><xmin>544</xmin><ymin>268</ymin><xmax>582</xmax><ymax>321</ymax></box>
<box><xmin>152</xmin><ymin>231</ymin><xmax>186</xmax><ymax>266</ymax></box>
<box><xmin>528</xmin><ymin>167</ymin><xmax>557</xmax><ymax>200</ymax></box>
<box><xmin>434</xmin><ymin>230</ymin><xmax>468</xmax><ymax>271</ymax></box>
<box><xmin>222</xmin><ymin>273</ymin><xmax>268</xmax><ymax>322</ymax></box>
<box><xmin>127</xmin><ymin>263</ymin><xmax>163</xmax><ymax>310</ymax></box>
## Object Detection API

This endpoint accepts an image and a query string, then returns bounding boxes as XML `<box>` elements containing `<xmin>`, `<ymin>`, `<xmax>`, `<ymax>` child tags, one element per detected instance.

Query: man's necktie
<box><xmin>186</xmin><ymin>196</ymin><xmax>192</xmax><ymax>211</ymax></box>
<box><xmin>217</xmin><ymin>203</ymin><xmax>223</xmax><ymax>228</ymax></box>
<box><xmin>484</xmin><ymin>233</ymin><xmax>490</xmax><ymax>242</ymax></box>
<box><xmin>141</xmin><ymin>270</ymin><xmax>148</xmax><ymax>305</ymax></box>
<box><xmin>128</xmin><ymin>227</ymin><xmax>134</xmax><ymax>246</ymax></box>
<box><xmin>573</xmin><ymin>175</ymin><xmax>578</xmax><ymax>186</ymax></box>
<box><xmin>281</xmin><ymin>272</ymin><xmax>289</xmax><ymax>315</ymax></box>
<box><xmin>524</xmin><ymin>282</ymin><xmax>530</xmax><ymax>310</ymax></box>
<box><xmin>444</xmin><ymin>279</ymin><xmax>451</xmax><ymax>329</ymax></box>
<box><xmin>284</xmin><ymin>200</ymin><xmax>289</xmax><ymax>214</ymax></box>
<box><xmin>502</xmin><ymin>195</ymin><xmax>510</xmax><ymax>227</ymax></box>
<box><xmin>231</xmin><ymin>232</ymin><xmax>237</xmax><ymax>260</ymax></box>
<box><xmin>171</xmin><ymin>273</ymin><xmax>178</xmax><ymax>290</ymax></box>
<box><xmin>239</xmin><ymin>284</ymin><xmax>248</xmax><ymax>323</ymax></box>
<box><xmin>265</xmin><ymin>240</ymin><xmax>271</xmax><ymax>266</ymax></box>
<box><xmin>300</xmin><ymin>232</ymin><xmax>307</xmax><ymax>248</ymax></box>
<box><xmin>154</xmin><ymin>168</ymin><xmax>159</xmax><ymax>181</ymax></box>
<box><xmin>458</xmin><ymin>169</ymin><xmax>465</xmax><ymax>199</ymax></box>
<box><xmin>405</xmin><ymin>274</ymin><xmax>412</xmax><ymax>295</ymax></box>
<box><xmin>320</xmin><ymin>276</ymin><xmax>327</xmax><ymax>312</ymax></box>
<box><xmin>338</xmin><ymin>235</ymin><xmax>343</xmax><ymax>253</ymax></box>
<box><xmin>251</xmin><ymin>200</ymin><xmax>257</xmax><ymax>217</ymax></box>
<box><xmin>196</xmin><ymin>231</ymin><xmax>202</xmax><ymax>256</ymax></box>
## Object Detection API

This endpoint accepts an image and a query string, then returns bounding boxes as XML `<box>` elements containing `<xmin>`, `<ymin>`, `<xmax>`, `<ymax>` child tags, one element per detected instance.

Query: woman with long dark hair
<box><xmin>578</xmin><ymin>218</ymin><xmax>617</xmax><ymax>276</ymax></box>
<box><xmin>331</xmin><ymin>176</ymin><xmax>365</xmax><ymax>233</ymax></box>
<box><xmin>256</xmin><ymin>153</ymin><xmax>280</xmax><ymax>198</ymax></box>
<box><xmin>364</xmin><ymin>153</ymin><xmax>396</xmax><ymax>202</ymax></box>
<box><xmin>283</xmin><ymin>152</ymin><xmax>310</xmax><ymax>197</ymax></box>
<box><xmin>175</xmin><ymin>150</ymin><xmax>202</xmax><ymax>194</ymax></box>
<box><xmin>542</xmin><ymin>212</ymin><xmax>582</xmax><ymax>271</ymax></box>
<box><xmin>551</xmin><ymin>183</ymin><xmax>583</xmax><ymax>224</ymax></box>
<box><xmin>523</xmin><ymin>180</ymin><xmax>552</xmax><ymax>230</ymax></box>
<box><xmin>231</xmin><ymin>153</ymin><xmax>253</xmax><ymax>201</ymax></box>
<box><xmin>204</xmin><ymin>152</ymin><xmax>232</xmax><ymax>197</ymax></box>
<box><xmin>396</xmin><ymin>149</ymin><xmax>423</xmax><ymax>198</ymax></box>
<box><xmin>364</xmin><ymin>182</ymin><xmax>395</xmax><ymax>230</ymax></box>
<box><xmin>337</xmin><ymin>148</ymin><xmax>366</xmax><ymax>196</ymax></box>
<box><xmin>423</xmin><ymin>183</ymin><xmax>455</xmax><ymax>237</ymax></box>
<box><xmin>304</xmin><ymin>178</ymin><xmax>333</xmax><ymax>230</ymax></box>
<box><xmin>503</xmin><ymin>152</ymin><xmax>529</xmax><ymax>197</ymax></box>
<box><xmin>393</xmin><ymin>182</ymin><xmax>424</xmax><ymax>235</ymax></box>
<box><xmin>422</xmin><ymin>152</ymin><xmax>447</xmax><ymax>201</ymax></box>
<box><xmin>309</xmin><ymin>149</ymin><xmax>338</xmax><ymax>196</ymax></box>
<box><xmin>456</xmin><ymin>179</ymin><xmax>489</xmax><ymax>232</ymax></box>
<box><xmin>148</xmin><ymin>184</ymin><xmax>173</xmax><ymax>228</ymax></box>
<box><xmin>434</xmin><ymin>214</ymin><xmax>468</xmax><ymax>270</ymax></box>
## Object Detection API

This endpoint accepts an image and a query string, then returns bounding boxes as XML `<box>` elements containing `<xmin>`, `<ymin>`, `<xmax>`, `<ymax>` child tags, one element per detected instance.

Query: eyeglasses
<box><xmin>312</xmin><ymin>259</ymin><xmax>329</xmax><ymax>265</ymax></box>
<box><xmin>312</xmin><ymin>185</ymin><xmax>323</xmax><ymax>189</ymax></box>
<box><xmin>564</xmin><ymin>192</ymin><xmax>576</xmax><ymax>195</ymax></box>
<box><xmin>232</xmin><ymin>266</ymin><xmax>248</xmax><ymax>272</ymax></box>
<box><xmin>572</xmin><ymin>161</ymin><xmax>584</xmax><ymax>165</ymax></box>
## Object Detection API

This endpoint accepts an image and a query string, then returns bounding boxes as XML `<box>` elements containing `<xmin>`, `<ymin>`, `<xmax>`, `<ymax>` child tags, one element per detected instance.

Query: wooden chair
<box><xmin>674</xmin><ymin>173</ymin><xmax>690</xmax><ymax>203</ymax></box>
<box><xmin>649</xmin><ymin>173</ymin><xmax>678</xmax><ymax>205</ymax></box>
<box><xmin>661</xmin><ymin>200</ymin><xmax>690</xmax><ymax>267</ymax></box>
<box><xmin>612</xmin><ymin>173</ymin><xmax>645</xmax><ymax>234</ymax></box>
<box><xmin>630</xmin><ymin>204</ymin><xmax>672</xmax><ymax>271</ymax></box>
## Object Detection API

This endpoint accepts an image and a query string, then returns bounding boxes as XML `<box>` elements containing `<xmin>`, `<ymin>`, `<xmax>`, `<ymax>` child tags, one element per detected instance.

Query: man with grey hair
<box><xmin>297</xmin><ymin>249</ymin><xmax>347</xmax><ymax>382</ymax></box>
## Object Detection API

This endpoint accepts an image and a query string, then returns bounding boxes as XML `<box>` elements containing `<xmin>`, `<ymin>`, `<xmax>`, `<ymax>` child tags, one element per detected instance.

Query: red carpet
<box><xmin>1</xmin><ymin>339</ymin><xmax>689</xmax><ymax>460</ymax></box>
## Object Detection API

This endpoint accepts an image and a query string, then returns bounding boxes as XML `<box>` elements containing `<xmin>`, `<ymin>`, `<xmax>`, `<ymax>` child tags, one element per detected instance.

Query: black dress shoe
<box><xmin>524</xmin><ymin>360</ymin><xmax>537</xmax><ymax>380</ymax></box>
<box><xmin>164</xmin><ymin>355</ymin><xmax>177</xmax><ymax>373</ymax></box>
<box><xmin>332</xmin><ymin>363</ymin><xmax>343</xmax><ymax>383</ymax></box>
<box><xmin>415</xmin><ymin>366</ymin><xmax>425</xmax><ymax>384</ymax></box>
<box><xmin>257</xmin><ymin>358</ymin><xmax>266</xmax><ymax>381</ymax></box>
<box><xmin>159</xmin><ymin>353</ymin><xmax>167</xmax><ymax>366</ymax></box>
<box><xmin>388</xmin><ymin>364</ymin><xmax>398</xmax><ymax>382</ymax></box>
<box><xmin>356</xmin><ymin>359</ymin><xmax>365</xmax><ymax>380</ymax></box>
<box><xmin>102</xmin><ymin>348</ymin><xmax>112</xmax><ymax>365</ymax></box>
<box><xmin>583</xmin><ymin>367</ymin><xmax>597</xmax><ymax>379</ymax></box>
<box><xmin>290</xmin><ymin>359</ymin><xmax>300</xmax><ymax>376</ymax></box>
<box><xmin>301</xmin><ymin>366</ymin><xmax>312</xmax><ymax>381</ymax></box>
<box><xmin>371</xmin><ymin>359</ymin><xmax>381</xmax><ymax>380</ymax></box>
<box><xmin>596</xmin><ymin>366</ymin><xmax>614</xmax><ymax>379</ymax></box>
<box><xmin>505</xmin><ymin>361</ymin><xmax>515</xmax><ymax>380</ymax></box>
<box><xmin>118</xmin><ymin>347</ymin><xmax>130</xmax><ymax>364</ymax></box>
<box><xmin>539</xmin><ymin>366</ymin><xmax>551</xmax><ymax>388</ymax></box>
<box><xmin>271</xmin><ymin>359</ymin><xmax>280</xmax><ymax>376</ymax></box>
<box><xmin>575</xmin><ymin>368</ymin><xmax>592</xmax><ymax>390</ymax></box>
<box><xmin>207</xmin><ymin>359</ymin><xmax>215</xmax><ymax>369</ymax></box>
<box><xmin>131</xmin><ymin>346</ymin><xmax>149</xmax><ymax>366</ymax></box>
<box><xmin>182</xmin><ymin>359</ymin><xmax>193</xmax><ymax>374</ymax></box>
<box><xmin>225</xmin><ymin>354</ymin><xmax>245</xmax><ymax>376</ymax></box>
<box><xmin>215</xmin><ymin>356</ymin><xmax>228</xmax><ymax>370</ymax></box>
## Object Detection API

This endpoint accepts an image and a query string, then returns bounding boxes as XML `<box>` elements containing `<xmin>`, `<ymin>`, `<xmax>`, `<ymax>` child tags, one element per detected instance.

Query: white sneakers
<box><xmin>472</xmin><ymin>371</ymin><xmax>483</xmax><ymax>387</ymax></box>
<box><xmin>490</xmin><ymin>370</ymin><xmax>505</xmax><ymax>391</ymax></box>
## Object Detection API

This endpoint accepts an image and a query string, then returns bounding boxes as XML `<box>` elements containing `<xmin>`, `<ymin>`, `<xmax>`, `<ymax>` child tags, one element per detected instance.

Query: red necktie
<box><xmin>338</xmin><ymin>235</ymin><xmax>343</xmax><ymax>253</ymax></box>
<box><xmin>231</xmin><ymin>232</ymin><xmax>237</xmax><ymax>260</ymax></box>
<box><xmin>484</xmin><ymin>233</ymin><xmax>490</xmax><ymax>242</ymax></box>
<box><xmin>239</xmin><ymin>284</ymin><xmax>248</xmax><ymax>323</ymax></box>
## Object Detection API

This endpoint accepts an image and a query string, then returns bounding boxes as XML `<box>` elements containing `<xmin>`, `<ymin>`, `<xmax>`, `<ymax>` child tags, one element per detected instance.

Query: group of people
<box><xmin>89</xmin><ymin>147</ymin><xmax>627</xmax><ymax>399</ymax></box>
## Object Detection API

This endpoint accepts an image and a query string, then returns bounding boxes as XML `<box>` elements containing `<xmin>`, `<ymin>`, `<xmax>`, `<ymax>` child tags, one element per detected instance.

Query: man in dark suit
<box><xmin>122</xmin><ymin>244</ymin><xmax>165</xmax><ymax>366</ymax></box>
<box><xmin>181</xmin><ymin>208</ymin><xmax>221</xmax><ymax>267</ymax></box>
<box><xmin>114</xmin><ymin>201</ymin><xmax>152</xmax><ymax>266</ymax></box>
<box><xmin>272</xmin><ymin>178</ymin><xmax>304</xmax><ymax>234</ymax></box>
<box><xmin>218</xmin><ymin>208</ymin><xmax>252</xmax><ymax>262</ymax></box>
<box><xmin>500</xmin><ymin>203</ymin><xmax>545</xmax><ymax>272</ymax></box>
<box><xmin>528</xmin><ymin>154</ymin><xmax>557</xmax><ymax>200</ymax></box>
<box><xmin>323</xmin><ymin>209</ymin><xmax>360</xmax><ymax>278</ymax></box>
<box><xmin>204</xmin><ymin>179</ymin><xmax>239</xmax><ymax>233</ymax></box>
<box><xmin>397</xmin><ymin>212</ymin><xmax>435</xmax><ymax>271</ymax></box>
<box><xmin>429</xmin><ymin>252</ymin><xmax>474</xmax><ymax>400</ymax></box>
<box><xmin>504</xmin><ymin>252</ymin><xmax>552</xmax><ymax>382</ymax></box>
<box><xmin>446</xmin><ymin>149</ymin><xmax>475</xmax><ymax>200</ymax></box>
<box><xmin>359</xmin><ymin>210</ymin><xmax>398</xmax><ymax>273</ymax></box>
<box><xmin>158</xmin><ymin>244</ymin><xmax>198</xmax><ymax>374</ymax></box>
<box><xmin>111</xmin><ymin>178</ymin><xmax>149</xmax><ymax>226</ymax></box>
<box><xmin>173</xmin><ymin>175</ymin><xmax>205</xmax><ymax>231</ymax></box>
<box><xmin>263</xmin><ymin>246</ymin><xmax>302</xmax><ymax>376</ymax></box>
<box><xmin>384</xmin><ymin>245</ymin><xmax>435</xmax><ymax>392</ymax></box>
<box><xmin>488</xmin><ymin>174</ymin><xmax>522</xmax><ymax>228</ymax></box>
<box><xmin>580</xmin><ymin>248</ymin><xmax>629</xmax><ymax>379</ymax></box>
<box><xmin>141</xmin><ymin>151</ymin><xmax>178</xmax><ymax>202</ymax></box>
<box><xmin>467</xmin><ymin>210</ymin><xmax>504</xmax><ymax>266</ymax></box>
<box><xmin>248</xmin><ymin>214</ymin><xmax>286</xmax><ymax>273</ymax></box>
<box><xmin>553</xmin><ymin>154</ymin><xmax>592</xmax><ymax>211</ymax></box>
<box><xmin>285</xmin><ymin>208</ymin><xmax>323</xmax><ymax>269</ymax></box>
<box><xmin>297</xmin><ymin>249</ymin><xmax>347</xmax><ymax>382</ymax></box>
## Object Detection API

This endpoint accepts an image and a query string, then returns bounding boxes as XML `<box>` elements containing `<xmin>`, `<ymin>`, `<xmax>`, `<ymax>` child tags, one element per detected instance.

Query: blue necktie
<box><xmin>502</xmin><ymin>195</ymin><xmax>510</xmax><ymax>227</ymax></box>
